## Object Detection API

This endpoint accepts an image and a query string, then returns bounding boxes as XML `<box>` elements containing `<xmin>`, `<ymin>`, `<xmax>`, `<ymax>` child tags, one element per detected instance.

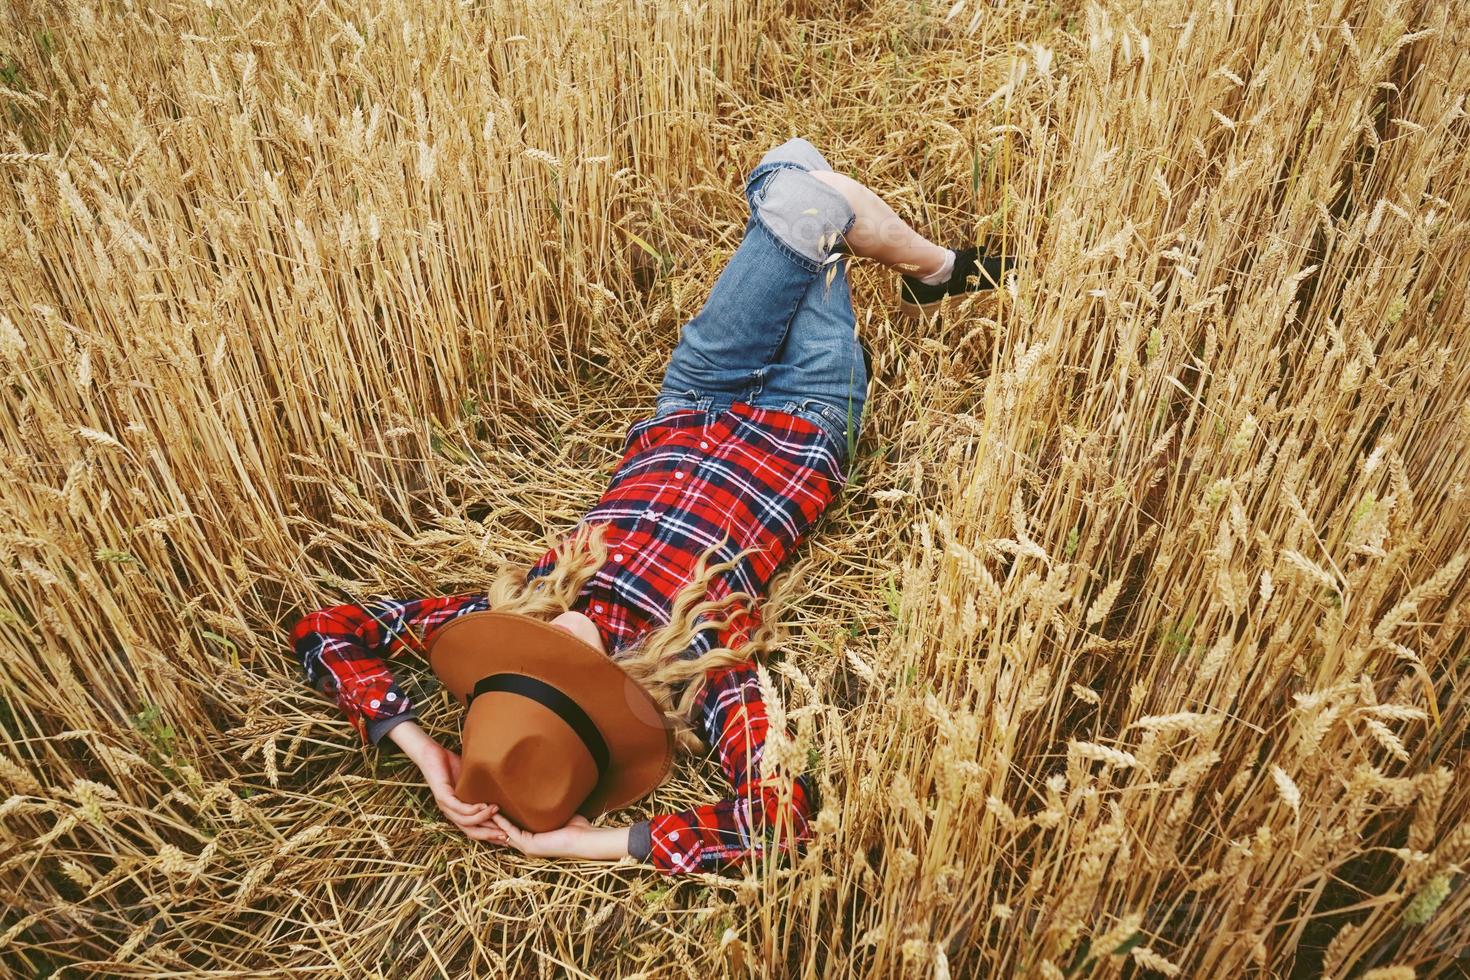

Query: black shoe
<box><xmin>899</xmin><ymin>247</ymin><xmax>1014</xmax><ymax>317</ymax></box>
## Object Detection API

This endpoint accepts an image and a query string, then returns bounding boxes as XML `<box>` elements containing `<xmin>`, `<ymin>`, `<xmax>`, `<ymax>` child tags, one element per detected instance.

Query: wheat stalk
<box><xmin>0</xmin><ymin>0</ymin><xmax>1466</xmax><ymax>975</ymax></box>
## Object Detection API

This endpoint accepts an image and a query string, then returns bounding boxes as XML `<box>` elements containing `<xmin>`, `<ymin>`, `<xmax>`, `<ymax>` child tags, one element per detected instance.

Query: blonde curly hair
<box><xmin>482</xmin><ymin>524</ymin><xmax>792</xmax><ymax>753</ymax></box>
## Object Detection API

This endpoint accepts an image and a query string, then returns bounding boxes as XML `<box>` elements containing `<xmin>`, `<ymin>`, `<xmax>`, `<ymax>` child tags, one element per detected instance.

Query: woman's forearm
<box><xmin>385</xmin><ymin>718</ymin><xmax>432</xmax><ymax>757</ymax></box>
<box><xmin>574</xmin><ymin>825</ymin><xmax>632</xmax><ymax>861</ymax></box>
<box><xmin>490</xmin><ymin>813</ymin><xmax>634</xmax><ymax>861</ymax></box>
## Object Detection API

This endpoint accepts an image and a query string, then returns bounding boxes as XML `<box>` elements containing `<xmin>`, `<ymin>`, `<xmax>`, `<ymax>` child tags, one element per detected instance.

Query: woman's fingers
<box><xmin>447</xmin><ymin>750</ymin><xmax>462</xmax><ymax>784</ymax></box>
<box><xmin>403</xmin><ymin>738</ymin><xmax>504</xmax><ymax>841</ymax></box>
<box><xmin>490</xmin><ymin>813</ymin><xmax>531</xmax><ymax>853</ymax></box>
<box><xmin>441</xmin><ymin>804</ymin><xmax>505</xmax><ymax>842</ymax></box>
<box><xmin>439</xmin><ymin>802</ymin><xmax>501</xmax><ymax>837</ymax></box>
<box><xmin>439</xmin><ymin>795</ymin><xmax>498</xmax><ymax>827</ymax></box>
<box><xmin>441</xmin><ymin>797</ymin><xmax>488</xmax><ymax>822</ymax></box>
<box><xmin>429</xmin><ymin>777</ymin><xmax>491</xmax><ymax>820</ymax></box>
<box><xmin>461</xmin><ymin>822</ymin><xmax>508</xmax><ymax>843</ymax></box>
<box><xmin>458</xmin><ymin>801</ymin><xmax>500</xmax><ymax>826</ymax></box>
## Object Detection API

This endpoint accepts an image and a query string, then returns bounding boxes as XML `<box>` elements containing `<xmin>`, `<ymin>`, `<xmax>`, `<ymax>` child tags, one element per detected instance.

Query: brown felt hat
<box><xmin>427</xmin><ymin>611</ymin><xmax>674</xmax><ymax>833</ymax></box>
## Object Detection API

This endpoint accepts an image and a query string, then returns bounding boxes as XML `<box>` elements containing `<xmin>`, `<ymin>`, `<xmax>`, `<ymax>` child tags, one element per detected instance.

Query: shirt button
<box><xmin>386</xmin><ymin>692</ymin><xmax>397</xmax><ymax>702</ymax></box>
<box><xmin>370</xmin><ymin>699</ymin><xmax>381</xmax><ymax>709</ymax></box>
<box><xmin>614</xmin><ymin>553</ymin><xmax>624</xmax><ymax>562</ymax></box>
<box><xmin>675</xmin><ymin>471</ymin><xmax>685</xmax><ymax>480</ymax></box>
<box><xmin>699</xmin><ymin>440</ymin><xmax>709</xmax><ymax>450</ymax></box>
<box><xmin>594</xmin><ymin>604</ymin><xmax>605</xmax><ymax>614</ymax></box>
<box><xmin>670</xmin><ymin>830</ymin><xmax>680</xmax><ymax>841</ymax></box>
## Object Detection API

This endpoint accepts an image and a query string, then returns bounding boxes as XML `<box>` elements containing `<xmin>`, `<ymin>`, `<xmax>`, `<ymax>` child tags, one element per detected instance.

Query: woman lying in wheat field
<box><xmin>290</xmin><ymin>138</ymin><xmax>1010</xmax><ymax>874</ymax></box>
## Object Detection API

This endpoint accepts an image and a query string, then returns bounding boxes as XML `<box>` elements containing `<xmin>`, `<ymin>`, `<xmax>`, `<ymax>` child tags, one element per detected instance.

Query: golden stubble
<box><xmin>0</xmin><ymin>0</ymin><xmax>1467</xmax><ymax>975</ymax></box>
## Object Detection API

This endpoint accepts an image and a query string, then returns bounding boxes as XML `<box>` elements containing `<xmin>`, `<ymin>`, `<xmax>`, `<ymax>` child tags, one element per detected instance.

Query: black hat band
<box><xmin>467</xmin><ymin>672</ymin><xmax>610</xmax><ymax>778</ymax></box>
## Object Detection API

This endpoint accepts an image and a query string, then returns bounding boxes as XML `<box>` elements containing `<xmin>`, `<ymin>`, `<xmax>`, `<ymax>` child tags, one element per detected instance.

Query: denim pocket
<box><xmin>795</xmin><ymin>398</ymin><xmax>860</xmax><ymax>468</ymax></box>
<box><xmin>655</xmin><ymin>390</ymin><xmax>712</xmax><ymax>417</ymax></box>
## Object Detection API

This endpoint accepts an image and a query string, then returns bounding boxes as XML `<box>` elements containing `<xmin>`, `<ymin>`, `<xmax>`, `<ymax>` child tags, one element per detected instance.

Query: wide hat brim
<box><xmin>427</xmin><ymin>610</ymin><xmax>674</xmax><ymax>821</ymax></box>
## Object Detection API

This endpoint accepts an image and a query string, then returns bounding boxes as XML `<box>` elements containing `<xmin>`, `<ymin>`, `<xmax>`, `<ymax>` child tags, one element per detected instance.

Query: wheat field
<box><xmin>1</xmin><ymin>0</ymin><xmax>1467</xmax><ymax>975</ymax></box>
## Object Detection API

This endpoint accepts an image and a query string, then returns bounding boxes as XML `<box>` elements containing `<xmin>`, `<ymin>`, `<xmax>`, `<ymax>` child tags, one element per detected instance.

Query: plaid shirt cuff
<box><xmin>645</xmin><ymin>773</ymin><xmax>815</xmax><ymax>874</ymax></box>
<box><xmin>627</xmin><ymin>820</ymin><xmax>652</xmax><ymax>861</ymax></box>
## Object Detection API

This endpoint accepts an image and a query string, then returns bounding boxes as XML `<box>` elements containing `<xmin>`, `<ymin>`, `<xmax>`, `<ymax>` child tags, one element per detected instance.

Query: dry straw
<box><xmin>1</xmin><ymin>0</ymin><xmax>1467</xmax><ymax>975</ymax></box>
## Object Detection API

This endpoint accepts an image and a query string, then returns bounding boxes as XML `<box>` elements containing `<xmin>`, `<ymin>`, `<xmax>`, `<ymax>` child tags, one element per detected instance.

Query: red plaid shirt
<box><xmin>292</xmin><ymin>403</ymin><xmax>842</xmax><ymax>873</ymax></box>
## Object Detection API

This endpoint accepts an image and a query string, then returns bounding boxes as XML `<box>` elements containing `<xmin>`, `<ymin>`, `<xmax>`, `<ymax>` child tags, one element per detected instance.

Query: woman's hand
<box><xmin>387</xmin><ymin>721</ymin><xmax>507</xmax><ymax>843</ymax></box>
<box><xmin>491</xmin><ymin>813</ymin><xmax>631</xmax><ymax>862</ymax></box>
